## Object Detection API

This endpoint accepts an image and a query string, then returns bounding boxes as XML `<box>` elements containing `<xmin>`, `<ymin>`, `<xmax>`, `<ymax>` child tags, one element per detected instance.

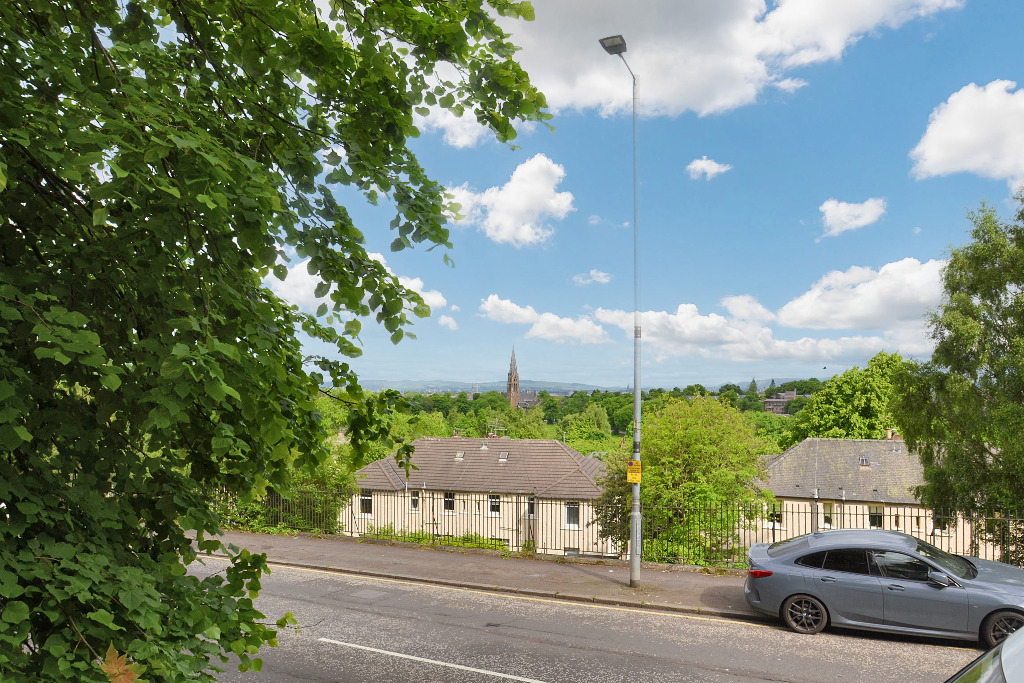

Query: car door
<box><xmin>807</xmin><ymin>548</ymin><xmax>884</xmax><ymax>625</ymax></box>
<box><xmin>872</xmin><ymin>549</ymin><xmax>969</xmax><ymax>634</ymax></box>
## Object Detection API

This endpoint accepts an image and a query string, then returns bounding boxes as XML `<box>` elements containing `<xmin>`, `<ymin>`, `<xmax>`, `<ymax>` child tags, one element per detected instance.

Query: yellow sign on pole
<box><xmin>626</xmin><ymin>460</ymin><xmax>642</xmax><ymax>483</ymax></box>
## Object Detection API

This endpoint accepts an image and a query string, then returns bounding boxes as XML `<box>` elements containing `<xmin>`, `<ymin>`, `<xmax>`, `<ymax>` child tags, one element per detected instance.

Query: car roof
<box><xmin>773</xmin><ymin>529</ymin><xmax>918</xmax><ymax>555</ymax></box>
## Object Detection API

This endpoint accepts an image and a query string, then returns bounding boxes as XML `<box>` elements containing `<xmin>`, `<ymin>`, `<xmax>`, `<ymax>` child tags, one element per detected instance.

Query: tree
<box><xmin>893</xmin><ymin>197</ymin><xmax>1024</xmax><ymax>516</ymax></box>
<box><xmin>0</xmin><ymin>1</ymin><xmax>546</xmax><ymax>680</ymax></box>
<box><xmin>742</xmin><ymin>410</ymin><xmax>799</xmax><ymax>453</ymax></box>
<box><xmin>681</xmin><ymin>383</ymin><xmax>708</xmax><ymax>397</ymax></box>
<box><xmin>737</xmin><ymin>378</ymin><xmax>764</xmax><ymax>412</ymax></box>
<box><xmin>717</xmin><ymin>383</ymin><xmax>742</xmax><ymax>395</ymax></box>
<box><xmin>792</xmin><ymin>351</ymin><xmax>904</xmax><ymax>441</ymax></box>
<box><xmin>595</xmin><ymin>397</ymin><xmax>771</xmax><ymax>562</ymax></box>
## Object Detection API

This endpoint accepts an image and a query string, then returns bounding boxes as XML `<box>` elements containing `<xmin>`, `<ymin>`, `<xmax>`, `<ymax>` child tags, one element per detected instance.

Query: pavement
<box><xmin>214</xmin><ymin>530</ymin><xmax>766</xmax><ymax>623</ymax></box>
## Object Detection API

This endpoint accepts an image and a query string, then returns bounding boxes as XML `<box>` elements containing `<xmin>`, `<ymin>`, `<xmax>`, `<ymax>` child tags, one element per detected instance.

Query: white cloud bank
<box><xmin>483</xmin><ymin>257</ymin><xmax>944</xmax><ymax>365</ymax></box>
<box><xmin>818</xmin><ymin>197</ymin><xmax>887</xmax><ymax>238</ymax></box>
<box><xmin>498</xmin><ymin>0</ymin><xmax>961</xmax><ymax>118</ymax></box>
<box><xmin>686</xmin><ymin>156</ymin><xmax>733</xmax><ymax>180</ymax></box>
<box><xmin>479</xmin><ymin>294</ymin><xmax>610</xmax><ymax>344</ymax></box>
<box><xmin>911</xmin><ymin>80</ymin><xmax>1024</xmax><ymax>192</ymax></box>
<box><xmin>450</xmin><ymin>154</ymin><xmax>575</xmax><ymax>247</ymax></box>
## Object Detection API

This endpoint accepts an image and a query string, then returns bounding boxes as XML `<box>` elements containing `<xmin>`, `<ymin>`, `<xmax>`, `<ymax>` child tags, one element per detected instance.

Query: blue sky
<box><xmin>270</xmin><ymin>0</ymin><xmax>1024</xmax><ymax>390</ymax></box>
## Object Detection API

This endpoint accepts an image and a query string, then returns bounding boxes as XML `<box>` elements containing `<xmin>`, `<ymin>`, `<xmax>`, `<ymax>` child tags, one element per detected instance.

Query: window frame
<box><xmin>564</xmin><ymin>501</ymin><xmax>581</xmax><ymax>529</ymax></box>
<box><xmin>442</xmin><ymin>491</ymin><xmax>456</xmax><ymax>515</ymax></box>
<box><xmin>358</xmin><ymin>492</ymin><xmax>373</xmax><ymax>518</ymax></box>
<box><xmin>488</xmin><ymin>494</ymin><xmax>501</xmax><ymax>517</ymax></box>
<box><xmin>409</xmin><ymin>490</ymin><xmax>420</xmax><ymax>513</ymax></box>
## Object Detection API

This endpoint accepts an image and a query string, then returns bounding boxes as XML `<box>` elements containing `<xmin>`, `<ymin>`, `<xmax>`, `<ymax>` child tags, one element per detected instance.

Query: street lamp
<box><xmin>600</xmin><ymin>34</ymin><xmax>642</xmax><ymax>588</ymax></box>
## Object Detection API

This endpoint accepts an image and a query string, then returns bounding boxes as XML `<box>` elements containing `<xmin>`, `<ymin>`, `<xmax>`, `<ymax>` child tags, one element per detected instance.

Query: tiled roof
<box><xmin>764</xmin><ymin>438</ymin><xmax>924</xmax><ymax>504</ymax></box>
<box><xmin>355</xmin><ymin>437</ymin><xmax>606</xmax><ymax>499</ymax></box>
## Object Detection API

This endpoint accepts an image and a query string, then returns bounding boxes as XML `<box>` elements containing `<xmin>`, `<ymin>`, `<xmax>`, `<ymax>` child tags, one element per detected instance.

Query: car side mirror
<box><xmin>928</xmin><ymin>570</ymin><xmax>952</xmax><ymax>587</ymax></box>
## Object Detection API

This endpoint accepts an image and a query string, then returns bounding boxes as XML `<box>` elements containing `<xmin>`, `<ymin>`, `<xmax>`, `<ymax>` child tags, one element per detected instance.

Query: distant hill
<box><xmin>360</xmin><ymin>379</ymin><xmax>616</xmax><ymax>395</ymax></box>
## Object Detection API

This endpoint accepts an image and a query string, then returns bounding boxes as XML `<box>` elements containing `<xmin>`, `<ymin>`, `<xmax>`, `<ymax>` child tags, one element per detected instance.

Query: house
<box><xmin>756</xmin><ymin>437</ymin><xmax>995</xmax><ymax>557</ymax></box>
<box><xmin>345</xmin><ymin>437</ymin><xmax>616</xmax><ymax>557</ymax></box>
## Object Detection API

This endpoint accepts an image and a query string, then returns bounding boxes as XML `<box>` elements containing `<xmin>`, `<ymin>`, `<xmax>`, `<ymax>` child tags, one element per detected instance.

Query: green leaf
<box><xmin>2</xmin><ymin>601</ymin><xmax>29</xmax><ymax>624</ymax></box>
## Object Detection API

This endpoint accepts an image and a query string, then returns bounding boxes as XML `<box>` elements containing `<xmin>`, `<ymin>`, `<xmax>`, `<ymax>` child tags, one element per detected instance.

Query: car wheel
<box><xmin>781</xmin><ymin>594</ymin><xmax>828</xmax><ymax>635</ymax></box>
<box><xmin>981</xmin><ymin>610</ymin><xmax>1024</xmax><ymax>648</ymax></box>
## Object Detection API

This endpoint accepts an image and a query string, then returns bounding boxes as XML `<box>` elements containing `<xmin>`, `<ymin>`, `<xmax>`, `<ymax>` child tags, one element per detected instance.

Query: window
<box><xmin>822</xmin><ymin>502</ymin><xmax>834</xmax><ymax>528</ymax></box>
<box><xmin>443</xmin><ymin>492</ymin><xmax>455</xmax><ymax>513</ymax></box>
<box><xmin>893</xmin><ymin>513</ymin><xmax>900</xmax><ymax>530</ymax></box>
<box><xmin>933</xmin><ymin>512</ymin><xmax>952</xmax><ymax>535</ymax></box>
<box><xmin>821</xmin><ymin>549</ymin><xmax>871</xmax><ymax>575</ymax></box>
<box><xmin>359</xmin><ymin>492</ymin><xmax>372</xmax><ymax>517</ymax></box>
<box><xmin>796</xmin><ymin>551</ymin><xmax>827</xmax><ymax>569</ymax></box>
<box><xmin>869</xmin><ymin>505</ymin><xmax>884</xmax><ymax>529</ymax></box>
<box><xmin>409</xmin><ymin>490</ymin><xmax>420</xmax><ymax>513</ymax></box>
<box><xmin>488</xmin><ymin>494</ymin><xmax>500</xmax><ymax>516</ymax></box>
<box><xmin>872</xmin><ymin>550</ymin><xmax>931</xmax><ymax>582</ymax></box>
<box><xmin>527</xmin><ymin>497</ymin><xmax>536</xmax><ymax>518</ymax></box>
<box><xmin>765</xmin><ymin>503</ymin><xmax>784</xmax><ymax>529</ymax></box>
<box><xmin>565</xmin><ymin>501</ymin><xmax>580</xmax><ymax>529</ymax></box>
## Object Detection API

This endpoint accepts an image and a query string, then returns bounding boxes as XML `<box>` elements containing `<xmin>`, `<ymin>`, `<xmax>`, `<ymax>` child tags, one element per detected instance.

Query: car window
<box><xmin>915</xmin><ymin>539</ymin><xmax>976</xmax><ymax>580</ymax></box>
<box><xmin>872</xmin><ymin>550</ymin><xmax>932</xmax><ymax>581</ymax></box>
<box><xmin>821</xmin><ymin>549</ymin><xmax>871</xmax><ymax>575</ymax></box>
<box><xmin>768</xmin><ymin>537</ymin><xmax>810</xmax><ymax>558</ymax></box>
<box><xmin>796</xmin><ymin>551</ymin><xmax>827</xmax><ymax>569</ymax></box>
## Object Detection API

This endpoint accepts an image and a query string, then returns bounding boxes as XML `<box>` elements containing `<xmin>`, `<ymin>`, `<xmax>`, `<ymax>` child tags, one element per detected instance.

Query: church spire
<box><xmin>506</xmin><ymin>348</ymin><xmax>520</xmax><ymax>409</ymax></box>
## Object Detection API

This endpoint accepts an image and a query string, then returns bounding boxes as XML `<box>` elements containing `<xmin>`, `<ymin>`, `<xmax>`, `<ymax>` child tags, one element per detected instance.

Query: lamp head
<box><xmin>599</xmin><ymin>35</ymin><xmax>627</xmax><ymax>55</ymax></box>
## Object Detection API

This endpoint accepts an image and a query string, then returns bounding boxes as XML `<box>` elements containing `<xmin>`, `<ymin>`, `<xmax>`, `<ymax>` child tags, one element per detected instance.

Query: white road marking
<box><xmin>318</xmin><ymin>637</ymin><xmax>549</xmax><ymax>682</ymax></box>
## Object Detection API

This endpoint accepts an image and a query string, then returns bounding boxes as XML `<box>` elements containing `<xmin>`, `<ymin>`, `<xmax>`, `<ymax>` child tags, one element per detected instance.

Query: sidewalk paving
<box><xmin>213</xmin><ymin>531</ymin><xmax>767</xmax><ymax>623</ymax></box>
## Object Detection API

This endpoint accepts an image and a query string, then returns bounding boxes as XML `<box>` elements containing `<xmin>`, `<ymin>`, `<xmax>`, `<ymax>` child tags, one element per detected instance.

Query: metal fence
<box><xmin>214</xmin><ymin>488</ymin><xmax>1024</xmax><ymax>568</ymax></box>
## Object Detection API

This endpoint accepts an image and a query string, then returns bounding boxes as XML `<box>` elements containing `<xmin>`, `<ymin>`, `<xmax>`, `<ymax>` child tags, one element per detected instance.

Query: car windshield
<box><xmin>915</xmin><ymin>539</ymin><xmax>976</xmax><ymax>579</ymax></box>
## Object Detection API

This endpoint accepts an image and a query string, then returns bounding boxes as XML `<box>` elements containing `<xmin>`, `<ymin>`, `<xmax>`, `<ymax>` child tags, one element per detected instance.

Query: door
<box><xmin>810</xmin><ymin>548</ymin><xmax>884</xmax><ymax>625</ymax></box>
<box><xmin>872</xmin><ymin>550</ymin><xmax>968</xmax><ymax>634</ymax></box>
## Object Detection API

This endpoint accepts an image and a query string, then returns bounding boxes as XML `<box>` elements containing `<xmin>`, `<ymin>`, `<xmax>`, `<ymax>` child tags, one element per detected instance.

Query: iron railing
<box><xmin>214</xmin><ymin>488</ymin><xmax>1024</xmax><ymax>568</ymax></box>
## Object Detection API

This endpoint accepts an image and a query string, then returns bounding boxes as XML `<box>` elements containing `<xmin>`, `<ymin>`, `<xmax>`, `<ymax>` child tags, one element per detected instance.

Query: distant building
<box><xmin>506</xmin><ymin>349</ymin><xmax>520</xmax><ymax>409</ymax></box>
<box><xmin>764</xmin><ymin>390</ymin><xmax>797</xmax><ymax>414</ymax></box>
<box><xmin>504</xmin><ymin>349</ymin><xmax>539</xmax><ymax>410</ymax></box>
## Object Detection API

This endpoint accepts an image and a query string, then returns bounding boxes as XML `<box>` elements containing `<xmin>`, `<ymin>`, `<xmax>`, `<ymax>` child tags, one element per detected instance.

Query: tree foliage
<box><xmin>0</xmin><ymin>0</ymin><xmax>546</xmax><ymax>679</ymax></box>
<box><xmin>595</xmin><ymin>397</ymin><xmax>771</xmax><ymax>554</ymax></box>
<box><xmin>893</xmin><ymin>198</ymin><xmax>1024</xmax><ymax>513</ymax></box>
<box><xmin>791</xmin><ymin>351</ymin><xmax>904</xmax><ymax>441</ymax></box>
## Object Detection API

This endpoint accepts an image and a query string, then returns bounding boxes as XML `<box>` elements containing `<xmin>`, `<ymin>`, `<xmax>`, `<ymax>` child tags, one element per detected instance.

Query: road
<box><xmin>196</xmin><ymin>558</ymin><xmax>978</xmax><ymax>683</ymax></box>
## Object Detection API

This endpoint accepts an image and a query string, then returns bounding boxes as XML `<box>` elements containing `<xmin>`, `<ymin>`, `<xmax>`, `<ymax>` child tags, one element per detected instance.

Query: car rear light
<box><xmin>748</xmin><ymin>569</ymin><xmax>773</xmax><ymax>578</ymax></box>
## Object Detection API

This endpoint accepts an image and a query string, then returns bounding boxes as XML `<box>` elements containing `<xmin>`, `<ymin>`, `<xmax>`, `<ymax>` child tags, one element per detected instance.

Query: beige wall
<box><xmin>742</xmin><ymin>498</ymin><xmax>1007</xmax><ymax>561</ymax></box>
<box><xmin>343</xmin><ymin>490</ymin><xmax>619</xmax><ymax>557</ymax></box>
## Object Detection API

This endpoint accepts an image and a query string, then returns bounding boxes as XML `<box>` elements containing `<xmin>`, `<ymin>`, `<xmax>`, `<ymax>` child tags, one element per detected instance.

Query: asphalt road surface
<box><xmin>195</xmin><ymin>558</ymin><xmax>979</xmax><ymax>683</ymax></box>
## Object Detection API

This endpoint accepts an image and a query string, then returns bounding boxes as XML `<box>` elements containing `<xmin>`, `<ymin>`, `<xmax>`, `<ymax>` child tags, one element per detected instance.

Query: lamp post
<box><xmin>600</xmin><ymin>34</ymin><xmax>641</xmax><ymax>588</ymax></box>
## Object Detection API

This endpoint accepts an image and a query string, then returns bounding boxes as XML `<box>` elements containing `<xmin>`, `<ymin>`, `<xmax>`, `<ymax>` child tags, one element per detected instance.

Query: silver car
<box><xmin>744</xmin><ymin>529</ymin><xmax>1024</xmax><ymax>647</ymax></box>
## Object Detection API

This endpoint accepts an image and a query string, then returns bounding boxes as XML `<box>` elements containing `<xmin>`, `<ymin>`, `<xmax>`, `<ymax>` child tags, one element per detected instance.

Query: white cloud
<box><xmin>686</xmin><ymin>156</ymin><xmax>733</xmax><ymax>180</ymax></box>
<box><xmin>573</xmin><ymin>269</ymin><xmax>612</xmax><ymax>286</ymax></box>
<box><xmin>588</xmin><ymin>215</ymin><xmax>601</xmax><ymax>225</ymax></box>
<box><xmin>592</xmin><ymin>257</ymin><xmax>943</xmax><ymax>365</ymax></box>
<box><xmin>450</xmin><ymin>304</ymin><xmax>461</xmax><ymax>313</ymax></box>
<box><xmin>721</xmin><ymin>295</ymin><xmax>775</xmax><ymax>323</ymax></box>
<box><xmin>479</xmin><ymin>294</ymin><xmax>610</xmax><ymax>344</ymax></box>
<box><xmin>911</xmin><ymin>80</ymin><xmax>1024</xmax><ymax>191</ymax></box>
<box><xmin>414</xmin><ymin>107</ymin><xmax>490</xmax><ymax>149</ymax></box>
<box><xmin>818</xmin><ymin>197</ymin><xmax>887</xmax><ymax>238</ymax></box>
<box><xmin>266</xmin><ymin>259</ymin><xmax>332</xmax><ymax>310</ymax></box>
<box><xmin>777</xmin><ymin>258</ymin><xmax>945</xmax><ymax>329</ymax></box>
<box><xmin>498</xmin><ymin>0</ymin><xmax>960</xmax><ymax>117</ymax></box>
<box><xmin>450</xmin><ymin>154</ymin><xmax>575</xmax><ymax>247</ymax></box>
<box><xmin>397</xmin><ymin>275</ymin><xmax>446</xmax><ymax>310</ymax></box>
<box><xmin>470</xmin><ymin>257</ymin><xmax>943</xmax><ymax>371</ymax></box>
<box><xmin>438</xmin><ymin>315</ymin><xmax>458</xmax><ymax>330</ymax></box>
